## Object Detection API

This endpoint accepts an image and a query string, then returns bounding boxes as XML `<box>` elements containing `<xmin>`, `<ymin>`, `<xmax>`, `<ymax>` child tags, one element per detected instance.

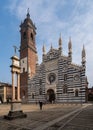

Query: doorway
<box><xmin>47</xmin><ymin>89</ymin><xmax>55</xmax><ymax>103</ymax></box>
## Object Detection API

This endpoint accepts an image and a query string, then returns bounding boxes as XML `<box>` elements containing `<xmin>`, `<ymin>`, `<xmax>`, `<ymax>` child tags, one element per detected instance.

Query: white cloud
<box><xmin>7</xmin><ymin>0</ymin><xmax>93</xmax><ymax>87</ymax></box>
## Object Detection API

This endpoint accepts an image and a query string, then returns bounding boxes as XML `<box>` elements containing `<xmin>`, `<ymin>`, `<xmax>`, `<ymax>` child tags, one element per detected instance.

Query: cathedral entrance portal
<box><xmin>47</xmin><ymin>89</ymin><xmax>55</xmax><ymax>103</ymax></box>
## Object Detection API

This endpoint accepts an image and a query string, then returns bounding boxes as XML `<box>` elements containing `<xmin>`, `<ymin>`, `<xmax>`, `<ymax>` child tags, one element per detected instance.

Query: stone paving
<box><xmin>59</xmin><ymin>104</ymin><xmax>93</xmax><ymax>130</ymax></box>
<box><xmin>0</xmin><ymin>103</ymin><xmax>93</xmax><ymax>130</ymax></box>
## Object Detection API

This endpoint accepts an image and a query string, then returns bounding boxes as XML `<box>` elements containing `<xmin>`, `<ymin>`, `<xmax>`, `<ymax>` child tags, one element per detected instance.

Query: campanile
<box><xmin>20</xmin><ymin>10</ymin><xmax>37</xmax><ymax>101</ymax></box>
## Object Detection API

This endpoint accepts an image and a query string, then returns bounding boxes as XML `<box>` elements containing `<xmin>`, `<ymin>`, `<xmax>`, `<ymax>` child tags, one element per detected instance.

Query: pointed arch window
<box><xmin>39</xmin><ymin>88</ymin><xmax>42</xmax><ymax>95</ymax></box>
<box><xmin>39</xmin><ymin>79</ymin><xmax>42</xmax><ymax>95</ymax></box>
<box><xmin>63</xmin><ymin>85</ymin><xmax>67</xmax><ymax>94</ymax></box>
<box><xmin>75</xmin><ymin>89</ymin><xmax>79</xmax><ymax>97</ymax></box>
<box><xmin>32</xmin><ymin>93</ymin><xmax>34</xmax><ymax>99</ymax></box>
<box><xmin>39</xmin><ymin>79</ymin><xmax>42</xmax><ymax>85</ymax></box>
<box><xmin>64</xmin><ymin>74</ymin><xmax>67</xmax><ymax>81</ymax></box>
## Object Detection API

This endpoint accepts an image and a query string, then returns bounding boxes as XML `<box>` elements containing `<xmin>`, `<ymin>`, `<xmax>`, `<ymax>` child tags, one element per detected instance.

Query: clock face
<box><xmin>48</xmin><ymin>73</ymin><xmax>56</xmax><ymax>84</ymax></box>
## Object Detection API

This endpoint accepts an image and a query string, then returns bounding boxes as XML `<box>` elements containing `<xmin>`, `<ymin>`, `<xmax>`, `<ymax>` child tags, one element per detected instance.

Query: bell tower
<box><xmin>20</xmin><ymin>9</ymin><xmax>37</xmax><ymax>101</ymax></box>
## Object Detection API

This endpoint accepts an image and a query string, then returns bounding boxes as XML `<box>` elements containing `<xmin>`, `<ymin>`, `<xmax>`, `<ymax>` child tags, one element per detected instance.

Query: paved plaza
<box><xmin>0</xmin><ymin>103</ymin><xmax>93</xmax><ymax>130</ymax></box>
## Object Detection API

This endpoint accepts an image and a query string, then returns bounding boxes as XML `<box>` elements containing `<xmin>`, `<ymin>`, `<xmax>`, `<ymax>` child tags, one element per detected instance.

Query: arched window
<box><xmin>23</xmin><ymin>68</ymin><xmax>25</xmax><ymax>73</ymax></box>
<box><xmin>63</xmin><ymin>85</ymin><xmax>67</xmax><ymax>93</ymax></box>
<box><xmin>64</xmin><ymin>74</ymin><xmax>67</xmax><ymax>81</ymax></box>
<box><xmin>75</xmin><ymin>89</ymin><xmax>79</xmax><ymax>97</ymax></box>
<box><xmin>23</xmin><ymin>32</ymin><xmax>26</xmax><ymax>39</ymax></box>
<box><xmin>32</xmin><ymin>93</ymin><xmax>34</xmax><ymax>99</ymax></box>
<box><xmin>39</xmin><ymin>88</ymin><xmax>42</xmax><ymax>95</ymax></box>
<box><xmin>31</xmin><ymin>33</ymin><xmax>33</xmax><ymax>40</ymax></box>
<box><xmin>39</xmin><ymin>79</ymin><xmax>42</xmax><ymax>85</ymax></box>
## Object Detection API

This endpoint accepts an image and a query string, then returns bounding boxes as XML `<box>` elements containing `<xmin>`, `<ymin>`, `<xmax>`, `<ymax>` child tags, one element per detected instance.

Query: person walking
<box><xmin>39</xmin><ymin>101</ymin><xmax>43</xmax><ymax>110</ymax></box>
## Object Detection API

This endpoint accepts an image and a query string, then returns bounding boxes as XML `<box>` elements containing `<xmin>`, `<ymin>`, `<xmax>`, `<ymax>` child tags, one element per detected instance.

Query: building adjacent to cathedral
<box><xmin>20</xmin><ymin>11</ymin><xmax>88</xmax><ymax>103</ymax></box>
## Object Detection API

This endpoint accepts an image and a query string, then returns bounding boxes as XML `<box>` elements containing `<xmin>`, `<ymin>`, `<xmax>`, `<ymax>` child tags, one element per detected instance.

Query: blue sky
<box><xmin>0</xmin><ymin>0</ymin><xmax>93</xmax><ymax>87</ymax></box>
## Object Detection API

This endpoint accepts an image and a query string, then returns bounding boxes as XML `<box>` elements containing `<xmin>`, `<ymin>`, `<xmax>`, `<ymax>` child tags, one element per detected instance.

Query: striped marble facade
<box><xmin>28</xmin><ymin>37</ymin><xmax>88</xmax><ymax>103</ymax></box>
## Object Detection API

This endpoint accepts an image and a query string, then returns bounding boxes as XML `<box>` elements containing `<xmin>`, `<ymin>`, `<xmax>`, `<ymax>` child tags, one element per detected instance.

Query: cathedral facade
<box><xmin>20</xmin><ymin>11</ymin><xmax>88</xmax><ymax>103</ymax></box>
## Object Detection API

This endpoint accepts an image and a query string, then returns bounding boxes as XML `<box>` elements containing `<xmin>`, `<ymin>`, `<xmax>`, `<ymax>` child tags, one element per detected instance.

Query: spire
<box><xmin>59</xmin><ymin>33</ymin><xmax>62</xmax><ymax>49</ymax></box>
<box><xmin>82</xmin><ymin>45</ymin><xmax>86</xmax><ymax>67</ymax></box>
<box><xmin>26</xmin><ymin>8</ymin><xmax>30</xmax><ymax>18</ymax></box>
<box><xmin>50</xmin><ymin>43</ymin><xmax>53</xmax><ymax>50</ymax></box>
<box><xmin>68</xmin><ymin>37</ymin><xmax>72</xmax><ymax>64</ymax></box>
<box><xmin>42</xmin><ymin>44</ymin><xmax>46</xmax><ymax>55</ymax></box>
<box><xmin>82</xmin><ymin>45</ymin><xmax>86</xmax><ymax>58</ymax></box>
<box><xmin>68</xmin><ymin>37</ymin><xmax>72</xmax><ymax>52</ymax></box>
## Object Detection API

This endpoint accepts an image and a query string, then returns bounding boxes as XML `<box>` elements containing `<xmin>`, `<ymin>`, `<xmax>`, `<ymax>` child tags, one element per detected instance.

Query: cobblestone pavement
<box><xmin>44</xmin><ymin>104</ymin><xmax>93</xmax><ymax>130</ymax></box>
<box><xmin>0</xmin><ymin>103</ymin><xmax>92</xmax><ymax>130</ymax></box>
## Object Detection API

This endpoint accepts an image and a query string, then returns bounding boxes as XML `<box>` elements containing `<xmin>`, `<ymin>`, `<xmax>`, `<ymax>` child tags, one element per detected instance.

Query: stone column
<box><xmin>17</xmin><ymin>73</ymin><xmax>20</xmax><ymax>101</ymax></box>
<box><xmin>12</xmin><ymin>72</ymin><xmax>15</xmax><ymax>101</ymax></box>
<box><xmin>4</xmin><ymin>87</ymin><xmax>6</xmax><ymax>102</ymax></box>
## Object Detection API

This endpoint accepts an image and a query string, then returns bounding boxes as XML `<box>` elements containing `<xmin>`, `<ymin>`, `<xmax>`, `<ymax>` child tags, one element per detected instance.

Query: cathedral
<box><xmin>20</xmin><ymin>11</ymin><xmax>88</xmax><ymax>103</ymax></box>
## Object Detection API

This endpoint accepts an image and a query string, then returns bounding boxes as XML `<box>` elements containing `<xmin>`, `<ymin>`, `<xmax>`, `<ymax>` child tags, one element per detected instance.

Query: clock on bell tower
<box><xmin>20</xmin><ymin>9</ymin><xmax>37</xmax><ymax>102</ymax></box>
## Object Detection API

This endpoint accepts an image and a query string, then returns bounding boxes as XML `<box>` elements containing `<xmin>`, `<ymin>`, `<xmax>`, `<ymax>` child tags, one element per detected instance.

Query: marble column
<box><xmin>12</xmin><ymin>72</ymin><xmax>15</xmax><ymax>101</ymax></box>
<box><xmin>17</xmin><ymin>73</ymin><xmax>20</xmax><ymax>101</ymax></box>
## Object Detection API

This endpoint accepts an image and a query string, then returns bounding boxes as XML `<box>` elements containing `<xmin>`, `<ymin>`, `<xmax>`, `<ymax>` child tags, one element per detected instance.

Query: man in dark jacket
<box><xmin>39</xmin><ymin>101</ymin><xmax>43</xmax><ymax>110</ymax></box>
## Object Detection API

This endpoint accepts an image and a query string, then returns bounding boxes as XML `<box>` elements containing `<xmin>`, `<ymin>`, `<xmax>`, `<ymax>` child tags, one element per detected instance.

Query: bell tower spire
<box><xmin>58</xmin><ymin>33</ymin><xmax>62</xmax><ymax>51</ymax></box>
<box><xmin>20</xmin><ymin>10</ymin><xmax>37</xmax><ymax>102</ymax></box>
<box><xmin>42</xmin><ymin>44</ymin><xmax>46</xmax><ymax>55</ymax></box>
<box><xmin>68</xmin><ymin>37</ymin><xmax>72</xmax><ymax>54</ymax></box>
<box><xmin>68</xmin><ymin>37</ymin><xmax>72</xmax><ymax>64</ymax></box>
<box><xmin>82</xmin><ymin>45</ymin><xmax>86</xmax><ymax>67</ymax></box>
